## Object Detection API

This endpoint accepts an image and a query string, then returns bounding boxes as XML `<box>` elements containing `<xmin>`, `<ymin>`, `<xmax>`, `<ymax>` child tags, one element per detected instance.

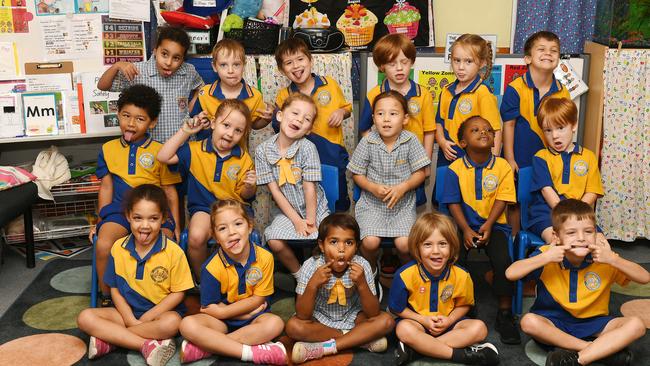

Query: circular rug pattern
<box><xmin>50</xmin><ymin>265</ymin><xmax>92</xmax><ymax>294</ymax></box>
<box><xmin>611</xmin><ymin>282</ymin><xmax>650</xmax><ymax>297</ymax></box>
<box><xmin>271</xmin><ymin>297</ymin><xmax>296</xmax><ymax>323</ymax></box>
<box><xmin>522</xmin><ymin>297</ymin><xmax>535</xmax><ymax>314</ymax></box>
<box><xmin>408</xmin><ymin>359</ymin><xmax>460</xmax><ymax>365</ymax></box>
<box><xmin>620</xmin><ymin>299</ymin><xmax>650</xmax><ymax>329</ymax></box>
<box><xmin>23</xmin><ymin>295</ymin><xmax>90</xmax><ymax>330</ymax></box>
<box><xmin>127</xmin><ymin>349</ymin><xmax>215</xmax><ymax>366</ymax></box>
<box><xmin>524</xmin><ymin>339</ymin><xmax>548</xmax><ymax>366</ymax></box>
<box><xmin>0</xmin><ymin>333</ymin><xmax>85</xmax><ymax>365</ymax></box>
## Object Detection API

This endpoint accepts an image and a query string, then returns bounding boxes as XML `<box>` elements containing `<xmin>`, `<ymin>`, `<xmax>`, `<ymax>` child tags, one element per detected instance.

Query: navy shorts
<box><xmin>97</xmin><ymin>202</ymin><xmax>175</xmax><ymax>235</ymax></box>
<box><xmin>533</xmin><ymin>311</ymin><xmax>613</xmax><ymax>340</ymax></box>
<box><xmin>396</xmin><ymin>316</ymin><xmax>468</xmax><ymax>337</ymax></box>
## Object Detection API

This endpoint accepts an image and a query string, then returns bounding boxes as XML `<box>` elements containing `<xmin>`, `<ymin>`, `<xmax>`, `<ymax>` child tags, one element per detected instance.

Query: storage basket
<box><xmin>224</xmin><ymin>19</ymin><xmax>281</xmax><ymax>54</ymax></box>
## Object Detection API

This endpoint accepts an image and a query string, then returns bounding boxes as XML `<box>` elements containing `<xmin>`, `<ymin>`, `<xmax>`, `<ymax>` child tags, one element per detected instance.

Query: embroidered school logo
<box><xmin>139</xmin><ymin>153</ymin><xmax>155</xmax><ymax>169</ymax></box>
<box><xmin>246</xmin><ymin>267</ymin><xmax>263</xmax><ymax>286</ymax></box>
<box><xmin>483</xmin><ymin>174</ymin><xmax>498</xmax><ymax>192</ymax></box>
<box><xmin>584</xmin><ymin>271</ymin><xmax>601</xmax><ymax>291</ymax></box>
<box><xmin>573</xmin><ymin>160</ymin><xmax>589</xmax><ymax>177</ymax></box>
<box><xmin>408</xmin><ymin>100</ymin><xmax>420</xmax><ymax>115</ymax></box>
<box><xmin>458</xmin><ymin>99</ymin><xmax>473</xmax><ymax>114</ymax></box>
<box><xmin>291</xmin><ymin>166</ymin><xmax>302</xmax><ymax>182</ymax></box>
<box><xmin>226</xmin><ymin>165</ymin><xmax>241</xmax><ymax>180</ymax></box>
<box><xmin>199</xmin><ymin>89</ymin><xmax>205</xmax><ymax>96</ymax></box>
<box><xmin>150</xmin><ymin>266</ymin><xmax>169</xmax><ymax>283</ymax></box>
<box><xmin>316</xmin><ymin>90</ymin><xmax>331</xmax><ymax>106</ymax></box>
<box><xmin>440</xmin><ymin>285</ymin><xmax>454</xmax><ymax>302</ymax></box>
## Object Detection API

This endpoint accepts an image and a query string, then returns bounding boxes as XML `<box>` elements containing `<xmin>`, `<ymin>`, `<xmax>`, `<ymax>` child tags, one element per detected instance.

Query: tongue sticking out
<box><xmin>138</xmin><ymin>232</ymin><xmax>149</xmax><ymax>243</ymax></box>
<box><xmin>124</xmin><ymin>131</ymin><xmax>135</xmax><ymax>141</ymax></box>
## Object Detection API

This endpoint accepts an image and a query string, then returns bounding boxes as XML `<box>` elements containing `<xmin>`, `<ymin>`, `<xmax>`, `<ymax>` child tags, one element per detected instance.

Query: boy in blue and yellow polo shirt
<box><xmin>273</xmin><ymin>38</ymin><xmax>352</xmax><ymax>212</ymax></box>
<box><xmin>529</xmin><ymin>98</ymin><xmax>603</xmax><ymax>244</ymax></box>
<box><xmin>506</xmin><ymin>199</ymin><xmax>649</xmax><ymax>366</ymax></box>
<box><xmin>94</xmin><ymin>85</ymin><xmax>181</xmax><ymax>302</ymax></box>
<box><xmin>191</xmin><ymin>39</ymin><xmax>272</xmax><ymax>141</ymax></box>
<box><xmin>441</xmin><ymin>116</ymin><xmax>520</xmax><ymax>345</ymax></box>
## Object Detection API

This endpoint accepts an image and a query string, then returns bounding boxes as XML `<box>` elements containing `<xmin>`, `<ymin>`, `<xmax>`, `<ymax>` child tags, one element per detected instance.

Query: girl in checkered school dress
<box><xmin>255</xmin><ymin>93</ymin><xmax>330</xmax><ymax>276</ymax></box>
<box><xmin>347</xmin><ymin>91</ymin><xmax>430</xmax><ymax>275</ymax></box>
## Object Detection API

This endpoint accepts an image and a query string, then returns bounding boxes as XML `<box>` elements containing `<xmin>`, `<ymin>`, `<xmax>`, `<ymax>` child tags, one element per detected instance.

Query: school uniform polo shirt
<box><xmin>528</xmin><ymin>145</ymin><xmax>604</xmax><ymax>230</ymax></box>
<box><xmin>200</xmin><ymin>243</ymin><xmax>274</xmax><ymax>327</ymax></box>
<box><xmin>359</xmin><ymin>79</ymin><xmax>436</xmax><ymax>144</ymax></box>
<box><xmin>104</xmin><ymin>234</ymin><xmax>194</xmax><ymax>318</ymax></box>
<box><xmin>500</xmin><ymin>71</ymin><xmax>571</xmax><ymax>168</ymax></box>
<box><xmin>441</xmin><ymin>154</ymin><xmax>516</xmax><ymax>233</ymax></box>
<box><xmin>389</xmin><ymin>261</ymin><xmax>474</xmax><ymax>317</ymax></box>
<box><xmin>528</xmin><ymin>245</ymin><xmax>629</xmax><ymax>320</ymax></box>
<box><xmin>96</xmin><ymin>135</ymin><xmax>181</xmax><ymax>204</ymax></box>
<box><xmin>175</xmin><ymin>137</ymin><xmax>254</xmax><ymax>215</ymax></box>
<box><xmin>437</xmin><ymin>76</ymin><xmax>501</xmax><ymax>160</ymax></box>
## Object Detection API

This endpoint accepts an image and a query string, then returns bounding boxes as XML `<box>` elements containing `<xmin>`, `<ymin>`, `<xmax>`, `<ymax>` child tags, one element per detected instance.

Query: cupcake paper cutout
<box><xmin>336</xmin><ymin>3</ymin><xmax>378</xmax><ymax>47</ymax></box>
<box><xmin>293</xmin><ymin>7</ymin><xmax>331</xmax><ymax>29</ymax></box>
<box><xmin>384</xmin><ymin>0</ymin><xmax>420</xmax><ymax>39</ymax></box>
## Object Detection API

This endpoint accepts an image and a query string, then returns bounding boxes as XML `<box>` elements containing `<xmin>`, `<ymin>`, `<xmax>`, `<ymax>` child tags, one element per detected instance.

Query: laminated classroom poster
<box><xmin>74</xmin><ymin>0</ymin><xmax>109</xmax><ymax>14</ymax></box>
<box><xmin>554</xmin><ymin>59</ymin><xmax>588</xmax><ymax>99</ymax></box>
<box><xmin>102</xmin><ymin>15</ymin><xmax>145</xmax><ymax>65</ymax></box>
<box><xmin>485</xmin><ymin>64</ymin><xmax>502</xmax><ymax>95</ymax></box>
<box><xmin>0</xmin><ymin>42</ymin><xmax>19</xmax><ymax>78</ymax></box>
<box><xmin>80</xmin><ymin>71</ymin><xmax>120</xmax><ymax>134</ymax></box>
<box><xmin>0</xmin><ymin>94</ymin><xmax>24</xmax><ymax>137</ymax></box>
<box><xmin>34</xmin><ymin>0</ymin><xmax>75</xmax><ymax>15</ymax></box>
<box><xmin>417</xmin><ymin>70</ymin><xmax>456</xmax><ymax>104</ymax></box>
<box><xmin>503</xmin><ymin>64</ymin><xmax>527</xmax><ymax>91</ymax></box>
<box><xmin>0</xmin><ymin>6</ymin><xmax>31</xmax><ymax>33</ymax></box>
<box><xmin>40</xmin><ymin>14</ymin><xmax>103</xmax><ymax>60</ymax></box>
<box><xmin>22</xmin><ymin>91</ymin><xmax>63</xmax><ymax>136</ymax></box>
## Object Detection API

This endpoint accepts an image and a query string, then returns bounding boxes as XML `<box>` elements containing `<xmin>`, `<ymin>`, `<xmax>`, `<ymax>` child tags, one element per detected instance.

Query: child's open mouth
<box><xmin>289</xmin><ymin>123</ymin><xmax>301</xmax><ymax>131</ymax></box>
<box><xmin>292</xmin><ymin>70</ymin><xmax>304</xmax><ymax>79</ymax></box>
<box><xmin>123</xmin><ymin>130</ymin><xmax>136</xmax><ymax>141</ymax></box>
<box><xmin>226</xmin><ymin>239</ymin><xmax>240</xmax><ymax>250</ymax></box>
<box><xmin>137</xmin><ymin>231</ymin><xmax>151</xmax><ymax>243</ymax></box>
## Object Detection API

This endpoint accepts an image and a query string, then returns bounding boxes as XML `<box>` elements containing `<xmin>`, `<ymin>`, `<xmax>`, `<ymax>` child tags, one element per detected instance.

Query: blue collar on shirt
<box><xmin>561</xmin><ymin>254</ymin><xmax>593</xmax><ymax>270</ymax></box>
<box><xmin>448</xmin><ymin>75</ymin><xmax>483</xmax><ymax>96</ymax></box>
<box><xmin>209</xmin><ymin>77</ymin><xmax>254</xmax><ymax>100</ymax></box>
<box><xmin>289</xmin><ymin>74</ymin><xmax>327</xmax><ymax>96</ymax></box>
<box><xmin>120</xmin><ymin>133</ymin><xmax>153</xmax><ymax>149</ymax></box>
<box><xmin>461</xmin><ymin>153</ymin><xmax>496</xmax><ymax>170</ymax></box>
<box><xmin>202</xmin><ymin>136</ymin><xmax>243</xmax><ymax>157</ymax></box>
<box><xmin>523</xmin><ymin>70</ymin><xmax>563</xmax><ymax>115</ymax></box>
<box><xmin>217</xmin><ymin>242</ymin><xmax>257</xmax><ymax>268</ymax></box>
<box><xmin>548</xmin><ymin>143</ymin><xmax>583</xmax><ymax>156</ymax></box>
<box><xmin>380</xmin><ymin>78</ymin><xmax>421</xmax><ymax>100</ymax></box>
<box><xmin>418</xmin><ymin>262</ymin><xmax>451</xmax><ymax>282</ymax></box>
<box><xmin>121</xmin><ymin>234</ymin><xmax>167</xmax><ymax>280</ymax></box>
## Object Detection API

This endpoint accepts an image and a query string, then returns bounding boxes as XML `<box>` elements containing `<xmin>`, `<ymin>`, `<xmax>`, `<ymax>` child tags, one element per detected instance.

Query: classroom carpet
<box><xmin>1</xmin><ymin>258</ymin><xmax>649</xmax><ymax>366</ymax></box>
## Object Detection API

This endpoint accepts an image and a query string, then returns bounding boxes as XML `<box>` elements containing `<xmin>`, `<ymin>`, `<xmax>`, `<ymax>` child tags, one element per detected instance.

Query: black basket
<box><xmin>224</xmin><ymin>19</ymin><xmax>281</xmax><ymax>54</ymax></box>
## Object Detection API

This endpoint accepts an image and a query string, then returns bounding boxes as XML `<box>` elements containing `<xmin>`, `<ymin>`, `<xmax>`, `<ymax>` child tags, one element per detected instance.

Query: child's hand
<box><xmin>477</xmin><ymin>223</ymin><xmax>492</xmax><ymax>246</ymax></box>
<box><xmin>305</xmin><ymin>218</ymin><xmax>317</xmax><ymax>235</ymax></box>
<box><xmin>440</xmin><ymin>140</ymin><xmax>458</xmax><ymax>161</ymax></box>
<box><xmin>201</xmin><ymin>303</ymin><xmax>227</xmax><ymax>319</ymax></box>
<box><xmin>310</xmin><ymin>260</ymin><xmax>333</xmax><ymax>288</ymax></box>
<box><xmin>544</xmin><ymin>238</ymin><xmax>569</xmax><ymax>263</ymax></box>
<box><xmin>88</xmin><ymin>224</ymin><xmax>97</xmax><ymax>243</ymax></box>
<box><xmin>243</xmin><ymin>170</ymin><xmax>256</xmax><ymax>186</ymax></box>
<box><xmin>257</xmin><ymin>103</ymin><xmax>274</xmax><ymax>121</ymax></box>
<box><xmin>384</xmin><ymin>183</ymin><xmax>407</xmax><ymax>209</ymax></box>
<box><xmin>462</xmin><ymin>229</ymin><xmax>481</xmax><ymax>250</ymax></box>
<box><xmin>506</xmin><ymin>157</ymin><xmax>519</xmax><ymax>173</ymax></box>
<box><xmin>232</xmin><ymin>302</ymin><xmax>267</xmax><ymax>320</ymax></box>
<box><xmin>292</xmin><ymin>218</ymin><xmax>310</xmax><ymax>237</ymax></box>
<box><xmin>115</xmin><ymin>61</ymin><xmax>139</xmax><ymax>81</ymax></box>
<box><xmin>182</xmin><ymin>112</ymin><xmax>210</xmax><ymax>134</ymax></box>
<box><xmin>349</xmin><ymin>262</ymin><xmax>366</xmax><ymax>285</ymax></box>
<box><xmin>429</xmin><ymin>315</ymin><xmax>451</xmax><ymax>336</ymax></box>
<box><xmin>589</xmin><ymin>235</ymin><xmax>617</xmax><ymax>264</ymax></box>
<box><xmin>327</xmin><ymin>108</ymin><xmax>346</xmax><ymax>127</ymax></box>
<box><xmin>124</xmin><ymin>317</ymin><xmax>143</xmax><ymax>327</ymax></box>
<box><xmin>369</xmin><ymin>184</ymin><xmax>389</xmax><ymax>200</ymax></box>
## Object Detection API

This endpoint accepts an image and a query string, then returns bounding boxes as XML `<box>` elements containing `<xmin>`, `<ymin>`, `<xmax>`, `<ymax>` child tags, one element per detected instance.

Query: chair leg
<box><xmin>90</xmin><ymin>236</ymin><xmax>98</xmax><ymax>308</ymax></box>
<box><xmin>24</xmin><ymin>208</ymin><xmax>35</xmax><ymax>268</ymax></box>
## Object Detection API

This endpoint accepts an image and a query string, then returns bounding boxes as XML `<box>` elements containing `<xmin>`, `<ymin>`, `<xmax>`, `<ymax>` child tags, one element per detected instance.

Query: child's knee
<box><xmin>371</xmin><ymin>312</ymin><xmax>395</xmax><ymax>332</ymax></box>
<box><xmin>468</xmin><ymin>320</ymin><xmax>488</xmax><ymax>339</ymax></box>
<box><xmin>624</xmin><ymin>316</ymin><xmax>646</xmax><ymax>338</ymax></box>
<box><xmin>394</xmin><ymin>237</ymin><xmax>409</xmax><ymax>255</ymax></box>
<box><xmin>188</xmin><ymin>231</ymin><xmax>208</xmax><ymax>249</ymax></box>
<box><xmin>267</xmin><ymin>239</ymin><xmax>286</xmax><ymax>252</ymax></box>
<box><xmin>77</xmin><ymin>308</ymin><xmax>96</xmax><ymax>330</ymax></box>
<box><xmin>159</xmin><ymin>312</ymin><xmax>182</xmax><ymax>332</ymax></box>
<box><xmin>179</xmin><ymin>315</ymin><xmax>200</xmax><ymax>336</ymax></box>
<box><xmin>395</xmin><ymin>320</ymin><xmax>420</xmax><ymax>343</ymax></box>
<box><xmin>264</xmin><ymin>314</ymin><xmax>285</xmax><ymax>335</ymax></box>
<box><xmin>285</xmin><ymin>316</ymin><xmax>307</xmax><ymax>338</ymax></box>
<box><xmin>520</xmin><ymin>313</ymin><xmax>542</xmax><ymax>334</ymax></box>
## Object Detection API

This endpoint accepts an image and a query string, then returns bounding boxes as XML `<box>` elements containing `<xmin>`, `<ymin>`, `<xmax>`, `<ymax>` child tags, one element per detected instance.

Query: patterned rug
<box><xmin>1</xmin><ymin>259</ymin><xmax>649</xmax><ymax>366</ymax></box>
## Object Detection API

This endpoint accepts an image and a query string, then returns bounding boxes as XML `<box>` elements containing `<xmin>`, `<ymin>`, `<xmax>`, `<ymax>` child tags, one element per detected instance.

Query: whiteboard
<box><xmin>361</xmin><ymin>52</ymin><xmax>591</xmax><ymax>144</ymax></box>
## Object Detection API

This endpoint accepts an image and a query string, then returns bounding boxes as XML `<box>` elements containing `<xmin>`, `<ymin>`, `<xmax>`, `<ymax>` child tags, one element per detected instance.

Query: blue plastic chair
<box><xmin>434</xmin><ymin>166</ymin><xmax>449</xmax><ymax>214</ymax></box>
<box><xmin>90</xmin><ymin>235</ymin><xmax>98</xmax><ymax>308</ymax></box>
<box><xmin>320</xmin><ymin>164</ymin><xmax>339</xmax><ymax>213</ymax></box>
<box><xmin>513</xmin><ymin>166</ymin><xmax>545</xmax><ymax>314</ymax></box>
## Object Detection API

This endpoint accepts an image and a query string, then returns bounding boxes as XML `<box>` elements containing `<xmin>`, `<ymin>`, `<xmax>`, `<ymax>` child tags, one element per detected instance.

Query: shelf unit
<box><xmin>0</xmin><ymin>131</ymin><xmax>121</xmax><ymax>145</ymax></box>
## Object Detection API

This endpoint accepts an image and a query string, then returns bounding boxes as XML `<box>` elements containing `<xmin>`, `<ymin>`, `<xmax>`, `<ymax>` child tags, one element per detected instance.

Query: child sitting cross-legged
<box><xmin>506</xmin><ymin>199</ymin><xmax>649</xmax><ymax>366</ymax></box>
<box><xmin>285</xmin><ymin>213</ymin><xmax>394</xmax><ymax>364</ymax></box>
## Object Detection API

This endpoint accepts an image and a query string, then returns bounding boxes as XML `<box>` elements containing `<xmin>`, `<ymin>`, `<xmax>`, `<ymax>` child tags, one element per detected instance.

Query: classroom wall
<box><xmin>433</xmin><ymin>0</ymin><xmax>514</xmax><ymax>48</ymax></box>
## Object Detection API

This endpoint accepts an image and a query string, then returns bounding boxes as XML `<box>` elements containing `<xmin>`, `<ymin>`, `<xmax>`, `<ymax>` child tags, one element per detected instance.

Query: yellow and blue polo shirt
<box><xmin>96</xmin><ymin>135</ymin><xmax>181</xmax><ymax>217</ymax></box>
<box><xmin>528</xmin><ymin>145</ymin><xmax>604</xmax><ymax>231</ymax></box>
<box><xmin>191</xmin><ymin>78</ymin><xmax>265</xmax><ymax>140</ymax></box>
<box><xmin>359</xmin><ymin>79</ymin><xmax>436</xmax><ymax>144</ymax></box>
<box><xmin>528</xmin><ymin>245</ymin><xmax>629</xmax><ymax>320</ymax></box>
<box><xmin>201</xmin><ymin>243</ymin><xmax>274</xmax><ymax>327</ymax></box>
<box><xmin>388</xmin><ymin>261</ymin><xmax>474</xmax><ymax>317</ymax></box>
<box><xmin>436</xmin><ymin>76</ymin><xmax>501</xmax><ymax>166</ymax></box>
<box><xmin>441</xmin><ymin>154</ymin><xmax>516</xmax><ymax>234</ymax></box>
<box><xmin>104</xmin><ymin>234</ymin><xmax>194</xmax><ymax>318</ymax></box>
<box><xmin>175</xmin><ymin>136</ymin><xmax>254</xmax><ymax>216</ymax></box>
<box><xmin>500</xmin><ymin>71</ymin><xmax>571</xmax><ymax>168</ymax></box>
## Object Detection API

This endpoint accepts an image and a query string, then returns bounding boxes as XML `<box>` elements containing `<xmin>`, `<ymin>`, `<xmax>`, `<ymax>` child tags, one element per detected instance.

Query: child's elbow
<box><xmin>505</xmin><ymin>266</ymin><xmax>518</xmax><ymax>281</ymax></box>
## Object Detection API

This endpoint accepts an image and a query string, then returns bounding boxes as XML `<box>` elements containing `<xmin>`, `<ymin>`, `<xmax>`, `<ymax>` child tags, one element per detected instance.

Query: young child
<box><xmin>529</xmin><ymin>98</ymin><xmax>604</xmax><ymax>244</ymax></box>
<box><xmin>285</xmin><ymin>213</ymin><xmax>394</xmax><ymax>364</ymax></box>
<box><xmin>256</xmin><ymin>93</ymin><xmax>330</xmax><ymax>276</ymax></box>
<box><xmin>348</xmin><ymin>91</ymin><xmax>429</xmax><ymax>276</ymax></box>
<box><xmin>191</xmin><ymin>39</ymin><xmax>273</xmax><ymax>140</ymax></box>
<box><xmin>178</xmin><ymin>200</ymin><xmax>286</xmax><ymax>365</ymax></box>
<box><xmin>98</xmin><ymin>26</ymin><xmax>204</xmax><ymax>143</ymax></box>
<box><xmin>500</xmin><ymin>31</ymin><xmax>571</xmax><ymax>233</ymax></box>
<box><xmin>506</xmin><ymin>199</ymin><xmax>649</xmax><ymax>366</ymax></box>
<box><xmin>273</xmin><ymin>38</ymin><xmax>352</xmax><ymax>212</ymax></box>
<box><xmin>389</xmin><ymin>212</ymin><xmax>499</xmax><ymax>366</ymax></box>
<box><xmin>78</xmin><ymin>184</ymin><xmax>194</xmax><ymax>366</ymax></box>
<box><xmin>93</xmin><ymin>85</ymin><xmax>181</xmax><ymax>303</ymax></box>
<box><xmin>157</xmin><ymin>99</ymin><xmax>256</xmax><ymax>278</ymax></box>
<box><xmin>440</xmin><ymin>116</ymin><xmax>520</xmax><ymax>344</ymax></box>
<box><xmin>436</xmin><ymin>34</ymin><xmax>502</xmax><ymax>168</ymax></box>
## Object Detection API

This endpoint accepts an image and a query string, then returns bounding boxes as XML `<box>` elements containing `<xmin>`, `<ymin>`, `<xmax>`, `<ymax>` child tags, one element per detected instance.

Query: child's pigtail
<box><xmin>482</xmin><ymin>39</ymin><xmax>493</xmax><ymax>81</ymax></box>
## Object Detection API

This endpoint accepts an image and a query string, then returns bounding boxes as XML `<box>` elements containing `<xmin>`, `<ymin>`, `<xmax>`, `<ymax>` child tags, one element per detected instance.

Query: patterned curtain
<box><xmin>596</xmin><ymin>49</ymin><xmax>650</xmax><ymax>241</ymax></box>
<box><xmin>513</xmin><ymin>0</ymin><xmax>597</xmax><ymax>54</ymax></box>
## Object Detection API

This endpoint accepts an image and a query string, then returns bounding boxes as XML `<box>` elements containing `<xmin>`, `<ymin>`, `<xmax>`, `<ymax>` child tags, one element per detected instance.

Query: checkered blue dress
<box><xmin>347</xmin><ymin>130</ymin><xmax>430</xmax><ymax>239</ymax></box>
<box><xmin>255</xmin><ymin>135</ymin><xmax>330</xmax><ymax>241</ymax></box>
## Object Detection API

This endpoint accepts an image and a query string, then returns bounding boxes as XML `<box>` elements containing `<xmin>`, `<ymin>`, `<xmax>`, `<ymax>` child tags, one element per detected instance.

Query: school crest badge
<box><xmin>573</xmin><ymin>160</ymin><xmax>589</xmax><ymax>177</ymax></box>
<box><xmin>139</xmin><ymin>152</ymin><xmax>155</xmax><ymax>169</ymax></box>
<box><xmin>440</xmin><ymin>285</ymin><xmax>454</xmax><ymax>302</ymax></box>
<box><xmin>246</xmin><ymin>267</ymin><xmax>263</xmax><ymax>286</ymax></box>
<box><xmin>483</xmin><ymin>174</ymin><xmax>498</xmax><ymax>192</ymax></box>
<box><xmin>227</xmin><ymin>165</ymin><xmax>241</xmax><ymax>181</ymax></box>
<box><xmin>584</xmin><ymin>271</ymin><xmax>601</xmax><ymax>291</ymax></box>
<box><xmin>408</xmin><ymin>100</ymin><xmax>420</xmax><ymax>115</ymax></box>
<box><xmin>317</xmin><ymin>90</ymin><xmax>331</xmax><ymax>106</ymax></box>
<box><xmin>458</xmin><ymin>99</ymin><xmax>473</xmax><ymax>114</ymax></box>
<box><xmin>150</xmin><ymin>266</ymin><xmax>169</xmax><ymax>283</ymax></box>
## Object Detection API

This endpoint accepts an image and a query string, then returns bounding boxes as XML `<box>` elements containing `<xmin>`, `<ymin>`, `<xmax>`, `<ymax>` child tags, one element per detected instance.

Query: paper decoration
<box><xmin>384</xmin><ymin>0</ymin><xmax>420</xmax><ymax>40</ymax></box>
<box><xmin>503</xmin><ymin>64</ymin><xmax>527</xmax><ymax>90</ymax></box>
<box><xmin>0</xmin><ymin>42</ymin><xmax>19</xmax><ymax>78</ymax></box>
<box><xmin>40</xmin><ymin>14</ymin><xmax>103</xmax><ymax>61</ymax></box>
<box><xmin>80</xmin><ymin>72</ymin><xmax>120</xmax><ymax>134</ymax></box>
<box><xmin>22</xmin><ymin>92</ymin><xmax>62</xmax><ymax>136</ymax></box>
<box><xmin>336</xmin><ymin>3</ymin><xmax>378</xmax><ymax>48</ymax></box>
<box><xmin>0</xmin><ymin>94</ymin><xmax>24</xmax><ymax>137</ymax></box>
<box><xmin>417</xmin><ymin>70</ymin><xmax>456</xmax><ymax>105</ymax></box>
<box><xmin>108</xmin><ymin>0</ymin><xmax>149</xmax><ymax>22</ymax></box>
<box><xmin>102</xmin><ymin>15</ymin><xmax>146</xmax><ymax>65</ymax></box>
<box><xmin>554</xmin><ymin>59</ymin><xmax>588</xmax><ymax>99</ymax></box>
<box><xmin>485</xmin><ymin>64</ymin><xmax>502</xmax><ymax>95</ymax></box>
<box><xmin>0</xmin><ymin>5</ymin><xmax>32</xmax><ymax>33</ymax></box>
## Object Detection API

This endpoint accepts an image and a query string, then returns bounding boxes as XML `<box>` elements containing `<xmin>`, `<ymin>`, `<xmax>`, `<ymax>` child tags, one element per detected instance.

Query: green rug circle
<box><xmin>524</xmin><ymin>339</ymin><xmax>548</xmax><ymax>366</ymax></box>
<box><xmin>270</xmin><ymin>297</ymin><xmax>295</xmax><ymax>323</ymax></box>
<box><xmin>274</xmin><ymin>272</ymin><xmax>295</xmax><ymax>293</ymax></box>
<box><xmin>611</xmin><ymin>282</ymin><xmax>650</xmax><ymax>297</ymax></box>
<box><xmin>23</xmin><ymin>296</ymin><xmax>90</xmax><ymax>330</ymax></box>
<box><xmin>522</xmin><ymin>297</ymin><xmax>535</xmax><ymax>314</ymax></box>
<box><xmin>127</xmin><ymin>349</ymin><xmax>215</xmax><ymax>366</ymax></box>
<box><xmin>50</xmin><ymin>265</ymin><xmax>92</xmax><ymax>294</ymax></box>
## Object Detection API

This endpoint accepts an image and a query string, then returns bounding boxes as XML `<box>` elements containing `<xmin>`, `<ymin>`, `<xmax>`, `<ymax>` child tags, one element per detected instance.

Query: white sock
<box><xmin>241</xmin><ymin>345</ymin><xmax>253</xmax><ymax>361</ymax></box>
<box><xmin>291</xmin><ymin>269</ymin><xmax>301</xmax><ymax>279</ymax></box>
